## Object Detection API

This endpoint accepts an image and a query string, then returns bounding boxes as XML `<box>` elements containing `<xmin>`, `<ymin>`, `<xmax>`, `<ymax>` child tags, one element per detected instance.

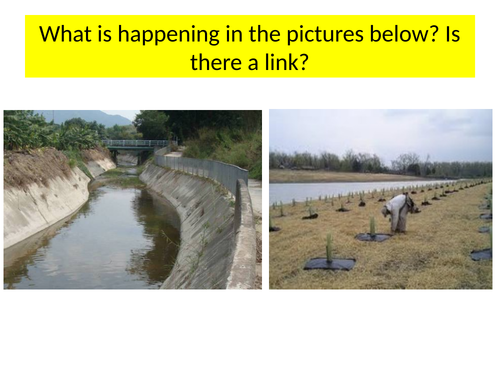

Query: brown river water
<box><xmin>4</xmin><ymin>167</ymin><xmax>180</xmax><ymax>289</ymax></box>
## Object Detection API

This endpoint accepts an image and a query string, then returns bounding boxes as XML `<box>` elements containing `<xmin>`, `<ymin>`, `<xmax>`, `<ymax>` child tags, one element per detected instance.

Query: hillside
<box><xmin>34</xmin><ymin>110</ymin><xmax>131</xmax><ymax>127</ymax></box>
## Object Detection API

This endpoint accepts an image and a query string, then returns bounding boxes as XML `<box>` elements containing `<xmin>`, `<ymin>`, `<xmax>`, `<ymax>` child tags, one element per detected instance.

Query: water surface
<box><xmin>4</xmin><ymin>181</ymin><xmax>180</xmax><ymax>289</ymax></box>
<box><xmin>270</xmin><ymin>179</ymin><xmax>453</xmax><ymax>205</ymax></box>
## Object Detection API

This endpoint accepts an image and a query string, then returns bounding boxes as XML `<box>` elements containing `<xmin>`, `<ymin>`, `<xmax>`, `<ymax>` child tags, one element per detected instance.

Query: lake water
<box><xmin>269</xmin><ymin>179</ymin><xmax>453</xmax><ymax>205</ymax></box>
<box><xmin>4</xmin><ymin>171</ymin><xmax>180</xmax><ymax>289</ymax></box>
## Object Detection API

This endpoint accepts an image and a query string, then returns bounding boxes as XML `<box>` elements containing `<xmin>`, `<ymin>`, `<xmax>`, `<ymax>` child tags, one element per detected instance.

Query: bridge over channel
<box><xmin>102</xmin><ymin>140</ymin><xmax>170</xmax><ymax>150</ymax></box>
<box><xmin>102</xmin><ymin>140</ymin><xmax>171</xmax><ymax>165</ymax></box>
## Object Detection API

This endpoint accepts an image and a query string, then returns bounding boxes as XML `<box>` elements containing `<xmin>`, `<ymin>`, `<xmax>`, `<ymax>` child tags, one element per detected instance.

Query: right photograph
<box><xmin>269</xmin><ymin>109</ymin><xmax>492</xmax><ymax>289</ymax></box>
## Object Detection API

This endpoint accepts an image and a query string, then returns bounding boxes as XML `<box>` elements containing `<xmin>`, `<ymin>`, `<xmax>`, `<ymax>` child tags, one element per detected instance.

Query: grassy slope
<box><xmin>270</xmin><ymin>169</ymin><xmax>430</xmax><ymax>183</ymax></box>
<box><xmin>183</xmin><ymin>129</ymin><xmax>262</xmax><ymax>180</ymax></box>
<box><xmin>270</xmin><ymin>182</ymin><xmax>492</xmax><ymax>289</ymax></box>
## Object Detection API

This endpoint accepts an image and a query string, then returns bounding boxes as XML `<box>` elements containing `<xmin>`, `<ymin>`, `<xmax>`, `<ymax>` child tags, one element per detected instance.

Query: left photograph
<box><xmin>4</xmin><ymin>110</ymin><xmax>262</xmax><ymax>289</ymax></box>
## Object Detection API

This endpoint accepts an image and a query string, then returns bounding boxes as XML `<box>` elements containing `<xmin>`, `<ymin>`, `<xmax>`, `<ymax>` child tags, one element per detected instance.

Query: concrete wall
<box><xmin>4</xmin><ymin>167</ymin><xmax>91</xmax><ymax>249</ymax></box>
<box><xmin>86</xmin><ymin>157</ymin><xmax>117</xmax><ymax>178</ymax></box>
<box><xmin>117</xmin><ymin>153</ymin><xmax>138</xmax><ymax>166</ymax></box>
<box><xmin>4</xmin><ymin>155</ymin><xmax>116</xmax><ymax>250</ymax></box>
<box><xmin>140</xmin><ymin>163</ymin><xmax>256</xmax><ymax>289</ymax></box>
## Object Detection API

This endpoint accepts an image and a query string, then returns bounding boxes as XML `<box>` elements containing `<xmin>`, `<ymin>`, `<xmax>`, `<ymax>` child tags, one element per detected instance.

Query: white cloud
<box><xmin>270</xmin><ymin>109</ymin><xmax>492</xmax><ymax>163</ymax></box>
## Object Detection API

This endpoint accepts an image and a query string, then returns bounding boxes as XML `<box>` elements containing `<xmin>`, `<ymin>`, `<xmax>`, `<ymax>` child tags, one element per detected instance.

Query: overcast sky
<box><xmin>270</xmin><ymin>109</ymin><xmax>492</xmax><ymax>164</ymax></box>
<box><xmin>102</xmin><ymin>110</ymin><xmax>140</xmax><ymax>121</ymax></box>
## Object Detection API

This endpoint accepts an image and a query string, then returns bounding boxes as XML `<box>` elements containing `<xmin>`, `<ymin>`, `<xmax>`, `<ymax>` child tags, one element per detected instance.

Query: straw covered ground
<box><xmin>270</xmin><ymin>169</ymin><xmax>425</xmax><ymax>183</ymax></box>
<box><xmin>270</xmin><ymin>182</ymin><xmax>492</xmax><ymax>289</ymax></box>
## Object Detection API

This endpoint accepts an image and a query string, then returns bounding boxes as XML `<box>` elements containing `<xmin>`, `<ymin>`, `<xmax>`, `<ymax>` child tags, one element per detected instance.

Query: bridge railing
<box><xmin>102</xmin><ymin>140</ymin><xmax>170</xmax><ymax>147</ymax></box>
<box><xmin>154</xmin><ymin>154</ymin><xmax>248</xmax><ymax>196</ymax></box>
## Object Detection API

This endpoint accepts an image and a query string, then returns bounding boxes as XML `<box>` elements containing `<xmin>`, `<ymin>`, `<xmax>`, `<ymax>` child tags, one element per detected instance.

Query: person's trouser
<box><xmin>396</xmin><ymin>205</ymin><xmax>409</xmax><ymax>232</ymax></box>
<box><xmin>390</xmin><ymin>204</ymin><xmax>409</xmax><ymax>232</ymax></box>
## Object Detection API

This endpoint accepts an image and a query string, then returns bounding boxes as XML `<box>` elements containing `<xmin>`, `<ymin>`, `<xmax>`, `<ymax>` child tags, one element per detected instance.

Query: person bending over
<box><xmin>381</xmin><ymin>193</ymin><xmax>417</xmax><ymax>234</ymax></box>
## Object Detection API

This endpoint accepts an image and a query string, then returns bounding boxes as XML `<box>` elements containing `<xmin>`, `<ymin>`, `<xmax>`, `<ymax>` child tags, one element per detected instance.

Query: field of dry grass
<box><xmin>270</xmin><ymin>182</ymin><xmax>492</xmax><ymax>289</ymax></box>
<box><xmin>270</xmin><ymin>169</ymin><xmax>428</xmax><ymax>183</ymax></box>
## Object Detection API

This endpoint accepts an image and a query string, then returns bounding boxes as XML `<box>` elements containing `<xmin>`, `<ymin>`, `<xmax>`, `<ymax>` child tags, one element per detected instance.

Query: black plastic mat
<box><xmin>478</xmin><ymin>226</ymin><xmax>491</xmax><ymax>233</ymax></box>
<box><xmin>470</xmin><ymin>248</ymin><xmax>492</xmax><ymax>261</ymax></box>
<box><xmin>304</xmin><ymin>258</ymin><xmax>356</xmax><ymax>271</ymax></box>
<box><xmin>480</xmin><ymin>213</ymin><xmax>492</xmax><ymax>220</ymax></box>
<box><xmin>269</xmin><ymin>227</ymin><xmax>281</xmax><ymax>232</ymax></box>
<box><xmin>355</xmin><ymin>233</ymin><xmax>392</xmax><ymax>242</ymax></box>
<box><xmin>302</xmin><ymin>214</ymin><xmax>319</xmax><ymax>220</ymax></box>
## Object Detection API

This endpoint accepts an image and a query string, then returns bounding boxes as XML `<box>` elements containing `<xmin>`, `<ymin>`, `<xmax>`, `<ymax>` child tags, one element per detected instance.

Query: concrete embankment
<box><xmin>4</xmin><ymin>148</ymin><xmax>115</xmax><ymax>249</ymax></box>
<box><xmin>140</xmin><ymin>163</ymin><xmax>256</xmax><ymax>289</ymax></box>
<box><xmin>81</xmin><ymin>148</ymin><xmax>117</xmax><ymax>177</ymax></box>
<box><xmin>117</xmin><ymin>153</ymin><xmax>138</xmax><ymax>166</ymax></box>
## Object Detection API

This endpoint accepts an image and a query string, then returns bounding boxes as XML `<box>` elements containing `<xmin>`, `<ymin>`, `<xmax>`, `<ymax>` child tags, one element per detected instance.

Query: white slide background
<box><xmin>1</xmin><ymin>1</ymin><xmax>498</xmax><ymax>375</ymax></box>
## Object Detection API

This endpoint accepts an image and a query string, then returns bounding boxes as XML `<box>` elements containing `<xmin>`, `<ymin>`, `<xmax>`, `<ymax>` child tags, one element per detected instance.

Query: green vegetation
<box><xmin>132</xmin><ymin>110</ymin><xmax>262</xmax><ymax>179</ymax></box>
<box><xmin>62</xmin><ymin>150</ymin><xmax>93</xmax><ymax>179</ymax></box>
<box><xmin>4</xmin><ymin>111</ymin><xmax>102</xmax><ymax>151</ymax></box>
<box><xmin>270</xmin><ymin>150</ymin><xmax>492</xmax><ymax>178</ymax></box>
<box><xmin>91</xmin><ymin>168</ymin><xmax>146</xmax><ymax>188</ymax></box>
<box><xmin>183</xmin><ymin>126</ymin><xmax>262</xmax><ymax>179</ymax></box>
<box><xmin>370</xmin><ymin>216</ymin><xmax>376</xmax><ymax>237</ymax></box>
<box><xmin>105</xmin><ymin>124</ymin><xmax>142</xmax><ymax>140</ymax></box>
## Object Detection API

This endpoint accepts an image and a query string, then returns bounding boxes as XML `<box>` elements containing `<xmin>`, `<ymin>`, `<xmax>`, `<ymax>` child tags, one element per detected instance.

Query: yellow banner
<box><xmin>25</xmin><ymin>15</ymin><xmax>475</xmax><ymax>77</ymax></box>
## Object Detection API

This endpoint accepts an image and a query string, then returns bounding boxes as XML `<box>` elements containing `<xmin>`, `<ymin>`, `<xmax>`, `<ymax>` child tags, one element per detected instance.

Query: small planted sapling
<box><xmin>355</xmin><ymin>215</ymin><xmax>390</xmax><ymax>242</ymax></box>
<box><xmin>280</xmin><ymin>201</ymin><xmax>285</xmax><ymax>217</ymax></box>
<box><xmin>470</xmin><ymin>224</ymin><xmax>493</xmax><ymax>260</ymax></box>
<box><xmin>422</xmin><ymin>195</ymin><xmax>431</xmax><ymax>206</ymax></box>
<box><xmin>304</xmin><ymin>231</ymin><xmax>356</xmax><ymax>271</ymax></box>
<box><xmin>302</xmin><ymin>205</ymin><xmax>318</xmax><ymax>220</ymax></box>
<box><xmin>269</xmin><ymin>212</ymin><xmax>280</xmax><ymax>232</ymax></box>
<box><xmin>336</xmin><ymin>200</ymin><xmax>349</xmax><ymax>212</ymax></box>
<box><xmin>326</xmin><ymin>233</ymin><xmax>333</xmax><ymax>263</ymax></box>
<box><xmin>359</xmin><ymin>192</ymin><xmax>366</xmax><ymax>207</ymax></box>
<box><xmin>370</xmin><ymin>216</ymin><xmax>376</xmax><ymax>237</ymax></box>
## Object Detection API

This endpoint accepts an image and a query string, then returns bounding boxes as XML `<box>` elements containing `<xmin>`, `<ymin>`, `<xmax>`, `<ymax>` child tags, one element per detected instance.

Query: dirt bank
<box><xmin>270</xmin><ymin>169</ymin><xmax>437</xmax><ymax>184</ymax></box>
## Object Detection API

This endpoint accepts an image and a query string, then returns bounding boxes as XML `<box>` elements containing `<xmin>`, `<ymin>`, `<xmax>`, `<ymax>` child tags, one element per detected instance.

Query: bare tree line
<box><xmin>270</xmin><ymin>150</ymin><xmax>492</xmax><ymax>178</ymax></box>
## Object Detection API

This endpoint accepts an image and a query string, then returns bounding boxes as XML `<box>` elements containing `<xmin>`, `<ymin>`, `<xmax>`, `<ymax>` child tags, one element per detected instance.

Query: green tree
<box><xmin>132</xmin><ymin>110</ymin><xmax>169</xmax><ymax>139</ymax></box>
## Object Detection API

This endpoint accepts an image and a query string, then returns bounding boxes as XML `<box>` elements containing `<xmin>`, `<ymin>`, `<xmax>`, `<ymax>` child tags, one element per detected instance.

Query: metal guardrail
<box><xmin>154</xmin><ymin>154</ymin><xmax>248</xmax><ymax>196</ymax></box>
<box><xmin>102</xmin><ymin>140</ymin><xmax>170</xmax><ymax>147</ymax></box>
